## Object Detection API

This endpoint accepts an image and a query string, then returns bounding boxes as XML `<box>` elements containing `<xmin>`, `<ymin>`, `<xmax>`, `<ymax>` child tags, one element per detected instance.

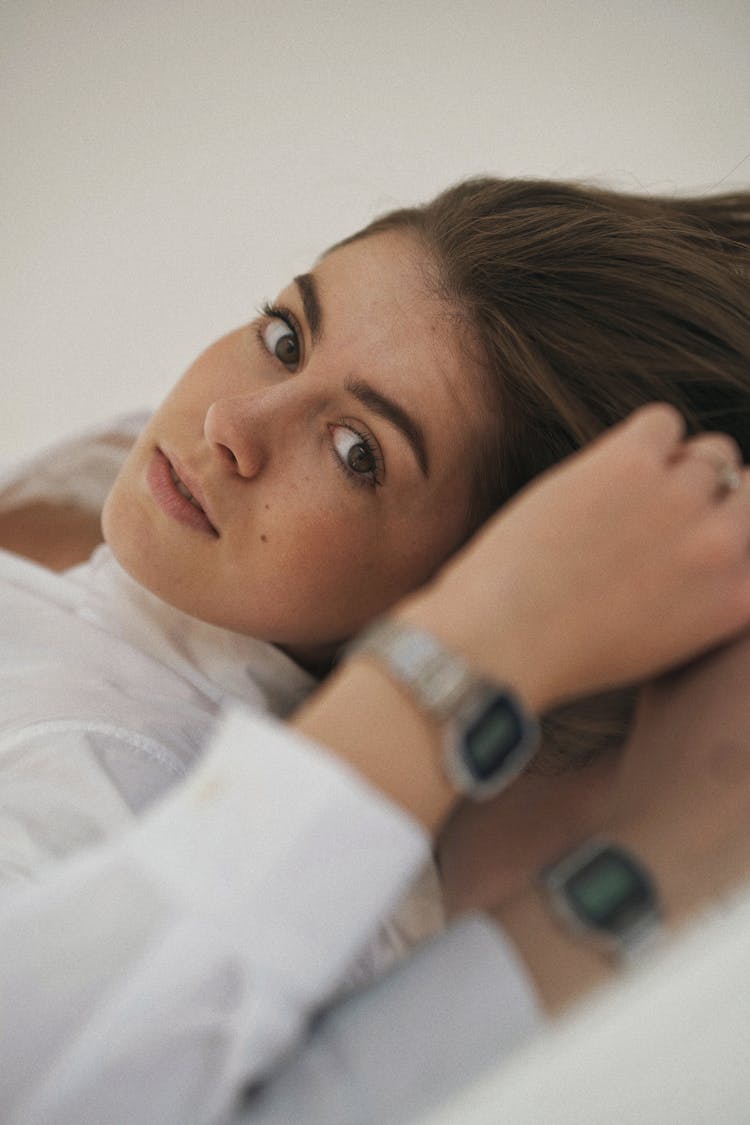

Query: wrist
<box><xmin>492</xmin><ymin>831</ymin><xmax>665</xmax><ymax>1014</ymax></box>
<box><xmin>294</xmin><ymin>654</ymin><xmax>459</xmax><ymax>835</ymax></box>
<box><xmin>492</xmin><ymin>880</ymin><xmax>613</xmax><ymax>1014</ymax></box>
<box><xmin>346</xmin><ymin>617</ymin><xmax>541</xmax><ymax>802</ymax></box>
<box><xmin>395</xmin><ymin>583</ymin><xmax>558</xmax><ymax>716</ymax></box>
<box><xmin>606</xmin><ymin>820</ymin><xmax>723</xmax><ymax>935</ymax></box>
<box><xmin>540</xmin><ymin>817</ymin><xmax>726</xmax><ymax>944</ymax></box>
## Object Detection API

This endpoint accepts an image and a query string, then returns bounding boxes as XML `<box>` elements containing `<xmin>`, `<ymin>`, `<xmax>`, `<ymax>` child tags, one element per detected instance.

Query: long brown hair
<box><xmin>343</xmin><ymin>177</ymin><xmax>750</xmax><ymax>764</ymax></box>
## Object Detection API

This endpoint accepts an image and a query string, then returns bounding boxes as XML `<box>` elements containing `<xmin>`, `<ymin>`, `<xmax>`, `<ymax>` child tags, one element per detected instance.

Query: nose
<box><xmin>203</xmin><ymin>395</ymin><xmax>269</xmax><ymax>478</ymax></box>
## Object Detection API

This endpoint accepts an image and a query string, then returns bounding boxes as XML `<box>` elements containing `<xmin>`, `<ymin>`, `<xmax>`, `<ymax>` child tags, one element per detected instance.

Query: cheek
<box><xmin>257</xmin><ymin>501</ymin><xmax>389</xmax><ymax>621</ymax></box>
<box><xmin>102</xmin><ymin>461</ymin><xmax>146</xmax><ymax>558</ymax></box>
<box><xmin>283</xmin><ymin>506</ymin><xmax>444</xmax><ymax>618</ymax></box>
<box><xmin>278</xmin><ymin>505</ymin><xmax>377</xmax><ymax>585</ymax></box>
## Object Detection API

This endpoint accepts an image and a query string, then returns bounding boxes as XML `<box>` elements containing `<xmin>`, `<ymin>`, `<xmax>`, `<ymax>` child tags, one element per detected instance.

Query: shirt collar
<box><xmin>66</xmin><ymin>546</ymin><xmax>316</xmax><ymax>716</ymax></box>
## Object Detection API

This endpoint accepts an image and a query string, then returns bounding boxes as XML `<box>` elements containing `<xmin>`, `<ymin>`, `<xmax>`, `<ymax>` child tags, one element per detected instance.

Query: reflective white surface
<box><xmin>414</xmin><ymin>883</ymin><xmax>750</xmax><ymax>1124</ymax></box>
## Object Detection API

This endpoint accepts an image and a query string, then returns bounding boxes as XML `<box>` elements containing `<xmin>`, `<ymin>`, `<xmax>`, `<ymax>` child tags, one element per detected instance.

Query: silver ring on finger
<box><xmin>690</xmin><ymin>449</ymin><xmax>743</xmax><ymax>497</ymax></box>
<box><xmin>717</xmin><ymin>462</ymin><xmax>742</xmax><ymax>496</ymax></box>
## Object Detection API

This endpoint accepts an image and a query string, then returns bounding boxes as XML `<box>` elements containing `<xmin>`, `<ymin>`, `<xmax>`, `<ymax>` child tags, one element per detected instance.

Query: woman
<box><xmin>1</xmin><ymin>177</ymin><xmax>750</xmax><ymax>1124</ymax></box>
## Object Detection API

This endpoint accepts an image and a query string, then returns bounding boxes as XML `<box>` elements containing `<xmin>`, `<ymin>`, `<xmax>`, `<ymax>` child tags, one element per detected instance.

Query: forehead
<box><xmin>309</xmin><ymin>229</ymin><xmax>488</xmax><ymax>486</ymax></box>
<box><xmin>315</xmin><ymin>229</ymin><xmax>447</xmax><ymax>346</ymax></box>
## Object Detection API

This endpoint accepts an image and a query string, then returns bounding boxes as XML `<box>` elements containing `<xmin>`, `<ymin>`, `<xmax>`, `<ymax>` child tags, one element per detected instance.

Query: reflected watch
<box><xmin>541</xmin><ymin>838</ymin><xmax>663</xmax><ymax>961</ymax></box>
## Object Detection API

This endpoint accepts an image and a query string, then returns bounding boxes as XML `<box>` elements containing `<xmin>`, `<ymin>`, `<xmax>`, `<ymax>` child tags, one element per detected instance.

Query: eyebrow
<box><xmin>293</xmin><ymin>273</ymin><xmax>322</xmax><ymax>344</ymax></box>
<box><xmin>293</xmin><ymin>271</ymin><xmax>429</xmax><ymax>478</ymax></box>
<box><xmin>346</xmin><ymin>378</ymin><xmax>430</xmax><ymax>478</ymax></box>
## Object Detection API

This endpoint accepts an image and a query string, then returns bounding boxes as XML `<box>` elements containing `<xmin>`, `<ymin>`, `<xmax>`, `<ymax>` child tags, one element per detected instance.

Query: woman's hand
<box><xmin>409</xmin><ymin>403</ymin><xmax>750</xmax><ymax>712</ymax></box>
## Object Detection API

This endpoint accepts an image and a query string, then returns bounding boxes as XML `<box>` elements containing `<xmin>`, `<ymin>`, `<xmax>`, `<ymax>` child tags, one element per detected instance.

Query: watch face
<box><xmin>564</xmin><ymin>848</ymin><xmax>654</xmax><ymax>932</ymax></box>
<box><xmin>463</xmin><ymin>694</ymin><xmax>526</xmax><ymax>781</ymax></box>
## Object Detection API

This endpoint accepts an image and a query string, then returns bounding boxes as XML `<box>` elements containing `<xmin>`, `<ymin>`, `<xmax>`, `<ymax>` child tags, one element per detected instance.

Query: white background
<box><xmin>2</xmin><ymin>0</ymin><xmax>749</xmax><ymax>458</ymax></box>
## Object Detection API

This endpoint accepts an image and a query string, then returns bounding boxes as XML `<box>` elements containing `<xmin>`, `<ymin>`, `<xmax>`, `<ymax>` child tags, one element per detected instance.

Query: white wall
<box><xmin>2</xmin><ymin>0</ymin><xmax>749</xmax><ymax>458</ymax></box>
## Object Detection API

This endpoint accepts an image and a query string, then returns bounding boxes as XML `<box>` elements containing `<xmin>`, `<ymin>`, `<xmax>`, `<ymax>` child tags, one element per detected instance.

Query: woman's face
<box><xmin>103</xmin><ymin>229</ymin><xmax>486</xmax><ymax>669</ymax></box>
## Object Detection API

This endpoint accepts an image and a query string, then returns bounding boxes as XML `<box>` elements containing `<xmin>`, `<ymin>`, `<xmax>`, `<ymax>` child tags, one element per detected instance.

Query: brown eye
<box><xmin>274</xmin><ymin>332</ymin><xmax>299</xmax><ymax>365</ymax></box>
<box><xmin>329</xmin><ymin>422</ymin><xmax>384</xmax><ymax>488</ymax></box>
<box><xmin>260</xmin><ymin>315</ymin><xmax>301</xmax><ymax>370</ymax></box>
<box><xmin>347</xmin><ymin>443</ymin><xmax>376</xmax><ymax>474</ymax></box>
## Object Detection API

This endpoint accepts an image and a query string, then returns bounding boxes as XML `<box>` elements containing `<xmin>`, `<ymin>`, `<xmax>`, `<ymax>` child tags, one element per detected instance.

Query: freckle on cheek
<box><xmin>260</xmin><ymin>534</ymin><xmax>268</xmax><ymax>543</ymax></box>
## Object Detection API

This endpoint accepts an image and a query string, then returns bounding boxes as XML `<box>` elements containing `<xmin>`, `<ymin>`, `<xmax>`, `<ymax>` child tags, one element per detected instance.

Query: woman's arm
<box><xmin>240</xmin><ymin>627</ymin><xmax>750</xmax><ymax>1123</ymax></box>
<box><xmin>0</xmin><ymin>501</ymin><xmax>104</xmax><ymax>570</ymax></box>
<box><xmin>488</xmin><ymin>628</ymin><xmax>750</xmax><ymax>1014</ymax></box>
<box><xmin>0</xmin><ymin>709</ymin><xmax>431</xmax><ymax>1125</ymax></box>
<box><xmin>437</xmin><ymin>745</ymin><xmax>620</xmax><ymax>918</ymax></box>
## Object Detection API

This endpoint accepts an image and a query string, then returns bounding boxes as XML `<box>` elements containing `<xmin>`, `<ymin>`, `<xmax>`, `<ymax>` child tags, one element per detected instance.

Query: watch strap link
<box><xmin>350</xmin><ymin>618</ymin><xmax>486</xmax><ymax>720</ymax></box>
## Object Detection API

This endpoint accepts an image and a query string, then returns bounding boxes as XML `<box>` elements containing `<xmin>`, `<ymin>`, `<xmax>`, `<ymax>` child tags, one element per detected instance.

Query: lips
<box><xmin>146</xmin><ymin>449</ymin><xmax>219</xmax><ymax>537</ymax></box>
<box><xmin>168</xmin><ymin>462</ymin><xmax>203</xmax><ymax>509</ymax></box>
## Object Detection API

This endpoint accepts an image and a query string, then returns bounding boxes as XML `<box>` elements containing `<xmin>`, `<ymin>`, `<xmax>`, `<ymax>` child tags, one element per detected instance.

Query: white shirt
<box><xmin>0</xmin><ymin>543</ymin><xmax>315</xmax><ymax>878</ymax></box>
<box><xmin>0</xmin><ymin>541</ymin><xmax>444</xmax><ymax>950</ymax></box>
<box><xmin>0</xmin><ymin>426</ymin><xmax>539</xmax><ymax>1124</ymax></box>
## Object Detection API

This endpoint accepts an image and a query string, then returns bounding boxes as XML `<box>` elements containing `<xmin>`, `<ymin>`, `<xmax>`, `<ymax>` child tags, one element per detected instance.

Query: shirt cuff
<box><xmin>124</xmin><ymin>704</ymin><xmax>431</xmax><ymax>1000</ymax></box>
<box><xmin>242</xmin><ymin>914</ymin><xmax>542</xmax><ymax>1125</ymax></box>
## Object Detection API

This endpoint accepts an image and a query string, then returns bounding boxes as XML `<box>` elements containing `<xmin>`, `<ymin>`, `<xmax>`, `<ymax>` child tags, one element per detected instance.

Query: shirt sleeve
<box><xmin>0</xmin><ymin>412</ymin><xmax>146</xmax><ymax>513</ymax></box>
<box><xmin>0</xmin><ymin>705</ymin><xmax>431</xmax><ymax>1125</ymax></box>
<box><xmin>239</xmin><ymin>914</ymin><xmax>542</xmax><ymax>1125</ymax></box>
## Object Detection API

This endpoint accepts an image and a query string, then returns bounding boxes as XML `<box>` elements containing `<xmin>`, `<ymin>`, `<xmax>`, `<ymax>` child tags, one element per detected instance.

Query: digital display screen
<box><xmin>567</xmin><ymin>851</ymin><xmax>650</xmax><ymax>929</ymax></box>
<box><xmin>464</xmin><ymin>697</ymin><xmax>522</xmax><ymax>779</ymax></box>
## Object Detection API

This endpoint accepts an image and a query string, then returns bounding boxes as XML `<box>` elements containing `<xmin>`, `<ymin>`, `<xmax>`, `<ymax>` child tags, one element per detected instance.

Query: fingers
<box><xmin>615</xmin><ymin>402</ymin><xmax>686</xmax><ymax>451</ymax></box>
<box><xmin>618</xmin><ymin>405</ymin><xmax>746</xmax><ymax>502</ymax></box>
